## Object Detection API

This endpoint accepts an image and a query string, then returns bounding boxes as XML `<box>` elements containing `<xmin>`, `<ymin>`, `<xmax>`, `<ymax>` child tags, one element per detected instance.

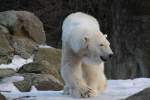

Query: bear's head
<box><xmin>74</xmin><ymin>32</ymin><xmax>113</xmax><ymax>64</ymax></box>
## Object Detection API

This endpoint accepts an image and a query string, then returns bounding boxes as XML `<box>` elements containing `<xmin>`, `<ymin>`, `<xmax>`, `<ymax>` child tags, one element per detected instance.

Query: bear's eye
<box><xmin>100</xmin><ymin>44</ymin><xmax>105</xmax><ymax>47</ymax></box>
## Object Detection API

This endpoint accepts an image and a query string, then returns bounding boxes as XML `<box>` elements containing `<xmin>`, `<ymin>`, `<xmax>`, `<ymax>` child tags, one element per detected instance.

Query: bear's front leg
<box><xmin>61</xmin><ymin>62</ymin><xmax>96</xmax><ymax>98</ymax></box>
<box><xmin>70</xmin><ymin>80</ymin><xmax>96</xmax><ymax>98</ymax></box>
<box><xmin>82</xmin><ymin>62</ymin><xmax>107</xmax><ymax>94</ymax></box>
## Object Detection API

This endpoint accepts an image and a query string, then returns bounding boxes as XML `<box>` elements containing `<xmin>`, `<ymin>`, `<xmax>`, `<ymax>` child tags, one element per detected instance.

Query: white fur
<box><xmin>61</xmin><ymin>12</ymin><xmax>112</xmax><ymax>98</ymax></box>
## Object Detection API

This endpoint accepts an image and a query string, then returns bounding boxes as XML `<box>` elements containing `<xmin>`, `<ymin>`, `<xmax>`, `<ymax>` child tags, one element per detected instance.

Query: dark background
<box><xmin>1</xmin><ymin>0</ymin><xmax>150</xmax><ymax>79</ymax></box>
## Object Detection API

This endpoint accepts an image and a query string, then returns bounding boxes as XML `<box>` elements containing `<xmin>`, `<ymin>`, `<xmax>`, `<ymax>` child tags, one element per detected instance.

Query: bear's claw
<box><xmin>71</xmin><ymin>86</ymin><xmax>96</xmax><ymax>98</ymax></box>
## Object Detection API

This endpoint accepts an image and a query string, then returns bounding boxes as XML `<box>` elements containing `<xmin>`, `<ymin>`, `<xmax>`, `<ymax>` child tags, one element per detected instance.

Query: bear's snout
<box><xmin>100</xmin><ymin>56</ymin><xmax>107</xmax><ymax>61</ymax></box>
<box><xmin>100</xmin><ymin>53</ymin><xmax>113</xmax><ymax>62</ymax></box>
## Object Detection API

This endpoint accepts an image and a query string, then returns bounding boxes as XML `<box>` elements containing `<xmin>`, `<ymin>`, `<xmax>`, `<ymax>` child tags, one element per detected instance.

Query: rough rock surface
<box><xmin>0</xmin><ymin>69</ymin><xmax>16</xmax><ymax>78</ymax></box>
<box><xmin>0</xmin><ymin>10</ymin><xmax>45</xmax><ymax>61</ymax></box>
<box><xmin>0</xmin><ymin>10</ymin><xmax>46</xmax><ymax>44</ymax></box>
<box><xmin>18</xmin><ymin>62</ymin><xmax>60</xmax><ymax>80</ymax></box>
<box><xmin>14</xmin><ymin>73</ymin><xmax>63</xmax><ymax>92</ymax></box>
<box><xmin>34</xmin><ymin>48</ymin><xmax>61</xmax><ymax>79</ymax></box>
<box><xmin>11</xmin><ymin>36</ymin><xmax>38</xmax><ymax>59</ymax></box>
<box><xmin>125</xmin><ymin>88</ymin><xmax>150</xmax><ymax>100</ymax></box>
<box><xmin>0</xmin><ymin>34</ymin><xmax>13</xmax><ymax>64</ymax></box>
<box><xmin>15</xmin><ymin>11</ymin><xmax>46</xmax><ymax>44</ymax></box>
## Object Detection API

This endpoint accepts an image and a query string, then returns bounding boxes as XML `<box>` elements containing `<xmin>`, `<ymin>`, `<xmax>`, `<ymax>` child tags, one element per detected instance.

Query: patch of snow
<box><xmin>1</xmin><ymin>78</ymin><xmax>150</xmax><ymax>100</ymax></box>
<box><xmin>39</xmin><ymin>45</ymin><xmax>53</xmax><ymax>48</ymax></box>
<box><xmin>0</xmin><ymin>75</ymin><xmax>24</xmax><ymax>92</ymax></box>
<box><xmin>0</xmin><ymin>55</ymin><xmax>34</xmax><ymax>71</ymax></box>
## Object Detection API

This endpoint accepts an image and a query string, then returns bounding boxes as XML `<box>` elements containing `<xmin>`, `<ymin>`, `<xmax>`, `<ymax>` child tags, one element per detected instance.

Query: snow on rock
<box><xmin>0</xmin><ymin>55</ymin><xmax>34</xmax><ymax>71</ymax></box>
<box><xmin>39</xmin><ymin>45</ymin><xmax>53</xmax><ymax>48</ymax></box>
<box><xmin>1</xmin><ymin>78</ymin><xmax>150</xmax><ymax>100</ymax></box>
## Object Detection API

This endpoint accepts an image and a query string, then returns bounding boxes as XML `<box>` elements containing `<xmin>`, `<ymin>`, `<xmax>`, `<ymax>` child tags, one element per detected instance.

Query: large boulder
<box><xmin>0</xmin><ymin>10</ymin><xmax>46</xmax><ymax>59</ymax></box>
<box><xmin>15</xmin><ymin>11</ymin><xmax>46</xmax><ymax>44</ymax></box>
<box><xmin>18</xmin><ymin>61</ymin><xmax>60</xmax><ymax>80</ymax></box>
<box><xmin>0</xmin><ymin>10</ymin><xmax>46</xmax><ymax>44</ymax></box>
<box><xmin>14</xmin><ymin>73</ymin><xmax>63</xmax><ymax>92</ymax></box>
<box><xmin>0</xmin><ymin>34</ymin><xmax>13</xmax><ymax>64</ymax></box>
<box><xmin>34</xmin><ymin>47</ymin><xmax>61</xmax><ymax>70</ymax></box>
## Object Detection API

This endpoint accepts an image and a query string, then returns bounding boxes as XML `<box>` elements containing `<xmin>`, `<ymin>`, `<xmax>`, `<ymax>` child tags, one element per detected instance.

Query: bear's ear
<box><xmin>83</xmin><ymin>37</ymin><xmax>89</xmax><ymax>48</ymax></box>
<box><xmin>104</xmin><ymin>34</ymin><xmax>107</xmax><ymax>38</ymax></box>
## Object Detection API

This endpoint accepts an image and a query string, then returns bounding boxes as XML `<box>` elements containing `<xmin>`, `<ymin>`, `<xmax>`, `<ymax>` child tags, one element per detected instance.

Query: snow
<box><xmin>0</xmin><ymin>75</ymin><xmax>24</xmax><ymax>92</ymax></box>
<box><xmin>0</xmin><ymin>55</ymin><xmax>34</xmax><ymax>71</ymax></box>
<box><xmin>0</xmin><ymin>44</ymin><xmax>52</xmax><ymax>71</ymax></box>
<box><xmin>1</xmin><ymin>78</ymin><xmax>150</xmax><ymax>100</ymax></box>
<box><xmin>39</xmin><ymin>45</ymin><xmax>53</xmax><ymax>48</ymax></box>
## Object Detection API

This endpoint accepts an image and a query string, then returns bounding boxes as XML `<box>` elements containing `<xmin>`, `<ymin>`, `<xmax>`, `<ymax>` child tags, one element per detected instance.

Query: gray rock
<box><xmin>0</xmin><ymin>69</ymin><xmax>16</xmax><ymax>78</ymax></box>
<box><xmin>0</xmin><ymin>10</ymin><xmax>17</xmax><ymax>34</ymax></box>
<box><xmin>0</xmin><ymin>34</ymin><xmax>14</xmax><ymax>64</ymax></box>
<box><xmin>14</xmin><ymin>78</ymin><xmax>32</xmax><ymax>92</ymax></box>
<box><xmin>125</xmin><ymin>88</ymin><xmax>150</xmax><ymax>100</ymax></box>
<box><xmin>14</xmin><ymin>73</ymin><xmax>63</xmax><ymax>92</ymax></box>
<box><xmin>34</xmin><ymin>48</ymin><xmax>61</xmax><ymax>70</ymax></box>
<box><xmin>16</xmin><ymin>11</ymin><xmax>46</xmax><ymax>44</ymax></box>
<box><xmin>18</xmin><ymin>62</ymin><xmax>60</xmax><ymax>80</ymax></box>
<box><xmin>11</xmin><ymin>36</ymin><xmax>38</xmax><ymax>59</ymax></box>
<box><xmin>0</xmin><ymin>10</ymin><xmax>46</xmax><ymax>60</ymax></box>
<box><xmin>34</xmin><ymin>48</ymin><xmax>62</xmax><ymax>80</ymax></box>
<box><xmin>0</xmin><ymin>10</ymin><xmax>46</xmax><ymax>44</ymax></box>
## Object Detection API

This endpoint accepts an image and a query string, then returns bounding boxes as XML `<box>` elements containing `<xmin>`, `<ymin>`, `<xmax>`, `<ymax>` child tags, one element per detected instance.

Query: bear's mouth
<box><xmin>100</xmin><ymin>56</ymin><xmax>107</xmax><ymax>62</ymax></box>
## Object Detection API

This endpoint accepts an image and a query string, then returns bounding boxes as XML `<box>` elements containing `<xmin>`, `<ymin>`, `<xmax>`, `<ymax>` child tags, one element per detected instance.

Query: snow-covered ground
<box><xmin>1</xmin><ymin>77</ymin><xmax>150</xmax><ymax>100</ymax></box>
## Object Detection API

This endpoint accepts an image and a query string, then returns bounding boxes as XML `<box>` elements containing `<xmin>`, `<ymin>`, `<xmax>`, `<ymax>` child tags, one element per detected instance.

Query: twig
<box><xmin>13</xmin><ymin>96</ymin><xmax>36</xmax><ymax>100</ymax></box>
<box><xmin>0</xmin><ymin>90</ymin><xmax>11</xmax><ymax>93</ymax></box>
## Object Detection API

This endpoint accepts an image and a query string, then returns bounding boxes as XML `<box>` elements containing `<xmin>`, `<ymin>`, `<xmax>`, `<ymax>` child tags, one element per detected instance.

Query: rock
<box><xmin>34</xmin><ymin>48</ymin><xmax>61</xmax><ymax>80</ymax></box>
<box><xmin>34</xmin><ymin>48</ymin><xmax>61</xmax><ymax>71</ymax></box>
<box><xmin>0</xmin><ymin>34</ymin><xmax>14</xmax><ymax>64</ymax></box>
<box><xmin>0</xmin><ymin>11</ymin><xmax>17</xmax><ymax>34</ymax></box>
<box><xmin>0</xmin><ymin>69</ymin><xmax>16</xmax><ymax>78</ymax></box>
<box><xmin>0</xmin><ymin>93</ymin><xmax>6</xmax><ymax>100</ymax></box>
<box><xmin>0</xmin><ymin>10</ymin><xmax>46</xmax><ymax>60</ymax></box>
<box><xmin>18</xmin><ymin>62</ymin><xmax>60</xmax><ymax>80</ymax></box>
<box><xmin>11</xmin><ymin>36</ymin><xmax>38</xmax><ymax>59</ymax></box>
<box><xmin>35</xmin><ymin>76</ymin><xmax>63</xmax><ymax>91</ymax></box>
<box><xmin>14</xmin><ymin>78</ymin><xmax>32</xmax><ymax>92</ymax></box>
<box><xmin>0</xmin><ymin>25</ymin><xmax>9</xmax><ymax>35</ymax></box>
<box><xmin>15</xmin><ymin>11</ymin><xmax>46</xmax><ymax>44</ymax></box>
<box><xmin>14</xmin><ymin>73</ymin><xmax>63</xmax><ymax>92</ymax></box>
<box><xmin>0</xmin><ymin>10</ymin><xmax>46</xmax><ymax>44</ymax></box>
<box><xmin>125</xmin><ymin>88</ymin><xmax>150</xmax><ymax>100</ymax></box>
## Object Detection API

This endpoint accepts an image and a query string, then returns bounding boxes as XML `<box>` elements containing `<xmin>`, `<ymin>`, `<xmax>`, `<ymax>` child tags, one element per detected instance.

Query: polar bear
<box><xmin>61</xmin><ymin>12</ymin><xmax>113</xmax><ymax>98</ymax></box>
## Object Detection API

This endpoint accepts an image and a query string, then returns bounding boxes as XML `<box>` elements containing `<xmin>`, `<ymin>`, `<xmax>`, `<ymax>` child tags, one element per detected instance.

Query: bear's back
<box><xmin>62</xmin><ymin>12</ymin><xmax>100</xmax><ymax>42</ymax></box>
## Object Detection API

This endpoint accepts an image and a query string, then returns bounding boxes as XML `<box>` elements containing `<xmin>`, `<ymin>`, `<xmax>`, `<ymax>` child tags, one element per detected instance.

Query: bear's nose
<box><xmin>109</xmin><ymin>54</ymin><xmax>113</xmax><ymax>58</ymax></box>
